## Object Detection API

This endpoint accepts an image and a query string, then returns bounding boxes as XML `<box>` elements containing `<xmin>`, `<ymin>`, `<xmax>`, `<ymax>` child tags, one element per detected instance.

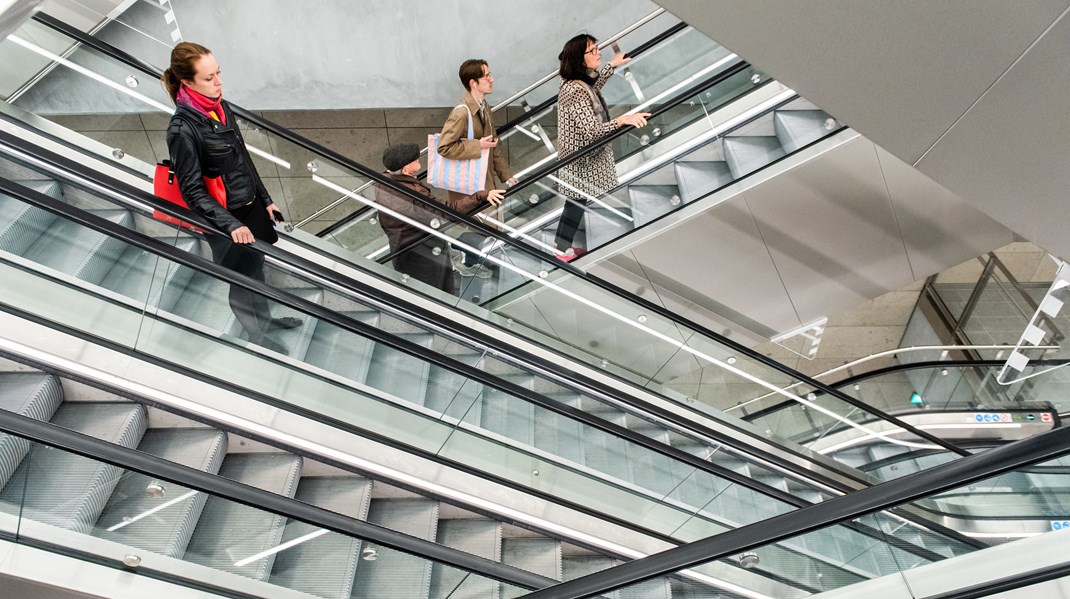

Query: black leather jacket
<box><xmin>165</xmin><ymin>101</ymin><xmax>271</xmax><ymax>234</ymax></box>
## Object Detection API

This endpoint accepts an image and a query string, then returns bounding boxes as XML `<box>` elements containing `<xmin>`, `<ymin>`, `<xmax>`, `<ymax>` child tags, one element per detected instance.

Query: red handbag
<box><xmin>153</xmin><ymin>160</ymin><xmax>227</xmax><ymax>231</ymax></box>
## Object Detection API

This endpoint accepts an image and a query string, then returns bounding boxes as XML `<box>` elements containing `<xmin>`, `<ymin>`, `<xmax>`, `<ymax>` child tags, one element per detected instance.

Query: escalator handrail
<box><xmin>0</xmin><ymin>408</ymin><xmax>556</xmax><ymax>591</ymax></box>
<box><xmin>22</xmin><ymin>12</ymin><xmax>969</xmax><ymax>464</ymax></box>
<box><xmin>520</xmin><ymin>424</ymin><xmax>1070</xmax><ymax>599</ymax></box>
<box><xmin>0</xmin><ymin>173</ymin><xmax>842</xmax><ymax>533</ymax></box>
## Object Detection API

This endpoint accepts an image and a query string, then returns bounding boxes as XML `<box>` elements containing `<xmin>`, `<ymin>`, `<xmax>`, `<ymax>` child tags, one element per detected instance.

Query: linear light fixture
<box><xmin>234</xmin><ymin>528</ymin><xmax>329</xmax><ymax>567</ymax></box>
<box><xmin>105</xmin><ymin>490</ymin><xmax>198</xmax><ymax>531</ymax></box>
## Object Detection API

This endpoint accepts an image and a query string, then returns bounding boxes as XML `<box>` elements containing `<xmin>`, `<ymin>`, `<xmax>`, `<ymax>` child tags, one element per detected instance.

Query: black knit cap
<box><xmin>382</xmin><ymin>143</ymin><xmax>420</xmax><ymax>171</ymax></box>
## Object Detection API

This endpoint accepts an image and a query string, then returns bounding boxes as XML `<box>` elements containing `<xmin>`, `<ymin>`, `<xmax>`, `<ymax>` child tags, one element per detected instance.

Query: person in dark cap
<box><xmin>374</xmin><ymin>143</ymin><xmax>504</xmax><ymax>294</ymax></box>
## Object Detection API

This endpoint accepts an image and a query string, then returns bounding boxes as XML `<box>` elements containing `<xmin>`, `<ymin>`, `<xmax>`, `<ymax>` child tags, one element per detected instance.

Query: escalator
<box><xmin>0</xmin><ymin>6</ymin><xmax>1059</xmax><ymax>597</ymax></box>
<box><xmin>0</xmin><ymin>120</ymin><xmax>993</xmax><ymax>598</ymax></box>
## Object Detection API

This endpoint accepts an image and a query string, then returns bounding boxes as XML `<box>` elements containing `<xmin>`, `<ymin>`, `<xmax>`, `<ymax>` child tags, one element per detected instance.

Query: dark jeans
<box><xmin>554</xmin><ymin>198</ymin><xmax>587</xmax><ymax>250</ymax></box>
<box><xmin>206</xmin><ymin>236</ymin><xmax>273</xmax><ymax>342</ymax></box>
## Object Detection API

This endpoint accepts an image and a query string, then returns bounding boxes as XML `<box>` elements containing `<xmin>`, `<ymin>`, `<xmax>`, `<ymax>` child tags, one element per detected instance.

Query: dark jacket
<box><xmin>374</xmin><ymin>173</ymin><xmax>483</xmax><ymax>252</ymax></box>
<box><xmin>166</xmin><ymin>101</ymin><xmax>275</xmax><ymax>241</ymax></box>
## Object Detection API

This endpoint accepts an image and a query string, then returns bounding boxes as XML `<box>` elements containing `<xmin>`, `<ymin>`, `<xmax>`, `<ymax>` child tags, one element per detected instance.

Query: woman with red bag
<box><xmin>162</xmin><ymin>41</ymin><xmax>298</xmax><ymax>354</ymax></box>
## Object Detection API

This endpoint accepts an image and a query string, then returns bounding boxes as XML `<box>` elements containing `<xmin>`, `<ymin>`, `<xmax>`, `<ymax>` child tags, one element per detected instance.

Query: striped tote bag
<box><xmin>427</xmin><ymin>104</ymin><xmax>490</xmax><ymax>195</ymax></box>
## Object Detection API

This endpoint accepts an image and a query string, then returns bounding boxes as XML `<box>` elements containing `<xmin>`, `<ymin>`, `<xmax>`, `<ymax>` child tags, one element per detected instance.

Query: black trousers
<box><xmin>206</xmin><ymin>236</ymin><xmax>273</xmax><ymax>342</ymax></box>
<box><xmin>554</xmin><ymin>198</ymin><xmax>587</xmax><ymax>250</ymax></box>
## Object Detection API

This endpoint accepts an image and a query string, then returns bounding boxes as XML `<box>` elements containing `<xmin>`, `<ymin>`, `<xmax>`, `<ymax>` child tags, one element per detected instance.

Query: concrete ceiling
<box><xmin>653</xmin><ymin>0</ymin><xmax>1070</xmax><ymax>260</ymax></box>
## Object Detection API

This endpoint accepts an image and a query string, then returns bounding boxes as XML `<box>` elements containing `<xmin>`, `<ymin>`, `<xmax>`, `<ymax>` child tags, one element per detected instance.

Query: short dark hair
<box><xmin>458</xmin><ymin>59</ymin><xmax>488</xmax><ymax>91</ymax></box>
<box><xmin>559</xmin><ymin>34</ymin><xmax>598</xmax><ymax>84</ymax></box>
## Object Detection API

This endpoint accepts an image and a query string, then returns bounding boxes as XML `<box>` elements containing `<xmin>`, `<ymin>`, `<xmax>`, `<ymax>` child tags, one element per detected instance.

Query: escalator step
<box><xmin>0</xmin><ymin>373</ymin><xmax>63</xmax><ymax>488</ymax></box>
<box><xmin>0</xmin><ymin>402</ymin><xmax>147</xmax><ymax>535</ymax></box>
<box><xmin>0</xmin><ymin>186</ymin><xmax>60</xmax><ymax>256</ymax></box>
<box><xmin>773</xmin><ymin>109</ymin><xmax>833</xmax><ymax>154</ymax></box>
<box><xmin>723</xmin><ymin>135</ymin><xmax>786</xmax><ymax>179</ymax></box>
<box><xmin>366</xmin><ymin>332</ymin><xmax>434</xmax><ymax>407</ymax></box>
<box><xmin>264</xmin><ymin>287</ymin><xmax>323</xmax><ymax>361</ymax></box>
<box><xmin>353</xmin><ymin>497</ymin><xmax>438</xmax><ymax>598</ymax></box>
<box><xmin>186</xmin><ymin>453</ymin><xmax>302</xmax><ymax>581</ymax></box>
<box><xmin>270</xmin><ymin>476</ymin><xmax>372</xmax><ymax>599</ymax></box>
<box><xmin>95</xmin><ymin>428</ymin><xmax>227</xmax><ymax>558</ymax></box>
<box><xmin>22</xmin><ymin>209</ymin><xmax>133</xmax><ymax>285</ymax></box>
<box><xmin>303</xmin><ymin>309</ymin><xmax>380</xmax><ymax>383</ymax></box>
<box><xmin>98</xmin><ymin>235</ymin><xmax>200</xmax><ymax>310</ymax></box>
<box><xmin>584</xmin><ymin>204</ymin><xmax>635</xmax><ymax>251</ymax></box>
<box><xmin>582</xmin><ymin>428</ymin><xmax>632</xmax><ymax>484</ymax></box>
<box><xmin>502</xmin><ymin>538</ymin><xmax>561</xmax><ymax>599</ymax></box>
<box><xmin>674</xmin><ymin>160</ymin><xmax>733</xmax><ymax>203</ymax></box>
<box><xmin>430</xmin><ymin>519</ymin><xmax>502</xmax><ymax>599</ymax></box>
<box><xmin>626</xmin><ymin>184</ymin><xmax>682</xmax><ymax>227</ymax></box>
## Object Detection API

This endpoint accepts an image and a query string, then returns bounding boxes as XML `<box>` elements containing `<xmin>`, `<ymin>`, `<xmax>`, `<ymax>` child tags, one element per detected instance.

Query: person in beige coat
<box><xmin>437</xmin><ymin>59</ymin><xmax>517</xmax><ymax>209</ymax></box>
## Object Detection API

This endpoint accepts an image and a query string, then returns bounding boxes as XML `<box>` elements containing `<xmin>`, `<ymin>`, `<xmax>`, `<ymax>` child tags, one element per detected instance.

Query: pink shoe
<box><xmin>558</xmin><ymin>247</ymin><xmax>587</xmax><ymax>263</ymax></box>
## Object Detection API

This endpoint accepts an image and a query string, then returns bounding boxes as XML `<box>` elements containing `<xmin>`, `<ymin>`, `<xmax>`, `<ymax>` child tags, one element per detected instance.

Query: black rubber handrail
<box><xmin>0</xmin><ymin>172</ymin><xmax>981</xmax><ymax>565</ymax></box>
<box><xmin>0</xmin><ymin>408</ymin><xmax>555</xmax><ymax>591</ymax></box>
<box><xmin>521</xmin><ymin>425</ymin><xmax>1070</xmax><ymax>599</ymax></box>
<box><xmin>23</xmin><ymin>12</ymin><xmax>969</xmax><ymax>466</ymax></box>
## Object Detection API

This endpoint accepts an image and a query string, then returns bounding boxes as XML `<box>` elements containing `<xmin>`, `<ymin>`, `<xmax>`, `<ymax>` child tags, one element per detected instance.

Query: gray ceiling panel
<box><xmin>741</xmin><ymin>136</ymin><xmax>915</xmax><ymax>323</ymax></box>
<box><xmin>914</xmin><ymin>13</ymin><xmax>1070</xmax><ymax>261</ymax></box>
<box><xmin>654</xmin><ymin>0</ymin><xmax>1070</xmax><ymax>163</ymax></box>
<box><xmin>877</xmin><ymin>146</ymin><xmax>1014</xmax><ymax>278</ymax></box>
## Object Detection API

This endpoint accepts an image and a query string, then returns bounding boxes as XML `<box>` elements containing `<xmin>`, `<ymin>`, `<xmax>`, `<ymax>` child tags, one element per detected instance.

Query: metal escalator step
<box><xmin>95</xmin><ymin>428</ymin><xmax>227</xmax><ymax>558</ymax></box>
<box><xmin>186</xmin><ymin>453</ymin><xmax>302</xmax><ymax>581</ymax></box>
<box><xmin>481</xmin><ymin>375</ymin><xmax>536</xmax><ymax>446</ymax></box>
<box><xmin>501</xmin><ymin>538</ymin><xmax>560</xmax><ymax>599</ymax></box>
<box><xmin>98</xmin><ymin>235</ymin><xmax>199</xmax><ymax>309</ymax></box>
<box><xmin>168</xmin><ymin>270</ymin><xmax>234</xmax><ymax>331</ymax></box>
<box><xmin>366</xmin><ymin>332</ymin><xmax>434</xmax><ymax>407</ymax></box>
<box><xmin>0</xmin><ymin>187</ymin><xmax>60</xmax><ymax>256</ymax></box>
<box><xmin>674</xmin><ymin>160</ymin><xmax>733</xmax><ymax>203</ymax></box>
<box><xmin>625</xmin><ymin>442</ymin><xmax>679</xmax><ymax>497</ymax></box>
<box><xmin>0</xmin><ymin>402</ymin><xmax>147</xmax><ymax>535</ymax></box>
<box><xmin>722</xmin><ymin>135</ymin><xmax>786</xmax><ymax>179</ymax></box>
<box><xmin>0</xmin><ymin>373</ymin><xmax>63</xmax><ymax>488</ymax></box>
<box><xmin>585</xmin><ymin>204</ymin><xmax>636</xmax><ymax>251</ymax></box>
<box><xmin>429</xmin><ymin>519</ymin><xmax>502</xmax><ymax>599</ymax></box>
<box><xmin>270</xmin><ymin>476</ymin><xmax>372</xmax><ymax>599</ymax></box>
<box><xmin>353</xmin><ymin>498</ymin><xmax>438</xmax><ymax>598</ymax></box>
<box><xmin>562</xmin><ymin>555</ymin><xmax>672</xmax><ymax>599</ymax></box>
<box><xmin>22</xmin><ymin>209</ymin><xmax>133</xmax><ymax>285</ymax></box>
<box><xmin>303</xmin><ymin>309</ymin><xmax>380</xmax><ymax>383</ymax></box>
<box><xmin>626</xmin><ymin>184</ymin><xmax>681</xmax><ymax>227</ymax></box>
<box><xmin>773</xmin><ymin>109</ymin><xmax>834</xmax><ymax>154</ymax></box>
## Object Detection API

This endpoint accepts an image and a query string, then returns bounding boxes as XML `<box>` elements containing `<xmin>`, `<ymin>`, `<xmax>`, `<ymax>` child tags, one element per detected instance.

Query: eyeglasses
<box><xmin>584</xmin><ymin>46</ymin><xmax>600</xmax><ymax>56</ymax></box>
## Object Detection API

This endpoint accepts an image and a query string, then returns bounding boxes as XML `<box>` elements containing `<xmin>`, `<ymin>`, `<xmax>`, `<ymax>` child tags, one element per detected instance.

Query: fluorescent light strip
<box><xmin>105</xmin><ymin>490</ymin><xmax>198</xmax><ymax>531</ymax></box>
<box><xmin>816</xmin><ymin>421</ymin><xmax>1025</xmax><ymax>455</ymax></box>
<box><xmin>234</xmin><ymin>528</ymin><xmax>329</xmax><ymax>567</ymax></box>
<box><xmin>244</xmin><ymin>143</ymin><xmax>291</xmax><ymax>169</ymax></box>
<box><xmin>9</xmin><ymin>35</ymin><xmax>174</xmax><ymax>113</ymax></box>
<box><xmin>514</xmin><ymin>153</ymin><xmax>558</xmax><ymax>179</ymax></box>
<box><xmin>547</xmin><ymin>175</ymin><xmax>633</xmax><ymax>222</ymax></box>
<box><xmin>313</xmin><ymin>174</ymin><xmax>932</xmax><ymax>452</ymax></box>
<box><xmin>476</xmin><ymin>212</ymin><xmax>563</xmax><ymax>255</ymax></box>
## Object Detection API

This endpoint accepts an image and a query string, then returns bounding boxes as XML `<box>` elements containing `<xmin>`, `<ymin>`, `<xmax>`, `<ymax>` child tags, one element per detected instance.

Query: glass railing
<box><xmin>523</xmin><ymin>427</ymin><xmax>1070</xmax><ymax>599</ymax></box>
<box><xmin>0</xmin><ymin>164</ymin><xmax>984</xmax><ymax>585</ymax></box>
<box><xmin>0</xmin><ymin>426</ymin><xmax>535</xmax><ymax>597</ymax></box>
<box><xmin>0</xmin><ymin>8</ymin><xmax>959</xmax><ymax>481</ymax></box>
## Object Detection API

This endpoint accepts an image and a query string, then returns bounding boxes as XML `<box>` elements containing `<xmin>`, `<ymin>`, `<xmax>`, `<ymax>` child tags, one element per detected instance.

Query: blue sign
<box><xmin>1052</xmin><ymin>521</ymin><xmax>1070</xmax><ymax>531</ymax></box>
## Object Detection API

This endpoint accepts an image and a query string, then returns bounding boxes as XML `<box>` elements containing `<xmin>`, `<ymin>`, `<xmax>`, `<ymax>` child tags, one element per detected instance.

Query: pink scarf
<box><xmin>176</xmin><ymin>84</ymin><xmax>226</xmax><ymax>124</ymax></box>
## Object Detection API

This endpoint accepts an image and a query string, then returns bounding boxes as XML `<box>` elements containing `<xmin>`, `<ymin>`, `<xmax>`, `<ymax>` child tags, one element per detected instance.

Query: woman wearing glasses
<box><xmin>553</xmin><ymin>34</ymin><xmax>650</xmax><ymax>261</ymax></box>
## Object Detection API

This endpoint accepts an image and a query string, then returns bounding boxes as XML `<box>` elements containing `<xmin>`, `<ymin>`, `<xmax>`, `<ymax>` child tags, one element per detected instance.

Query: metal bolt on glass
<box><xmin>431</xmin><ymin>246</ymin><xmax>441</xmax><ymax>256</ymax></box>
<box><xmin>145</xmin><ymin>480</ymin><xmax>165</xmax><ymax>497</ymax></box>
<box><xmin>471</xmin><ymin>295</ymin><xmax>479</xmax><ymax>302</ymax></box>
<box><xmin>369</xmin><ymin>217</ymin><xmax>377</xmax><ymax>225</ymax></box>
<box><xmin>531</xmin><ymin>124</ymin><xmax>540</xmax><ymax>133</ymax></box>
<box><xmin>125</xmin><ymin>75</ymin><xmax>139</xmax><ymax>88</ymax></box>
<box><xmin>400</xmin><ymin>274</ymin><xmax>410</xmax><ymax>282</ymax></box>
<box><xmin>122</xmin><ymin>554</ymin><xmax>142</xmax><ymax>568</ymax></box>
<box><xmin>111</xmin><ymin>148</ymin><xmax>125</xmax><ymax>160</ymax></box>
<box><xmin>669</xmin><ymin>194</ymin><xmax>681</xmax><ymax>206</ymax></box>
<box><xmin>751</xmin><ymin>73</ymin><xmax>762</xmax><ymax>84</ymax></box>
<box><xmin>726</xmin><ymin>356</ymin><xmax>736</xmax><ymax>364</ymax></box>
<box><xmin>600</xmin><ymin>359</ymin><xmax>609</xmax><ymax>368</ymax></box>
<box><xmin>652</xmin><ymin>127</ymin><xmax>661</xmax><ymax>137</ymax></box>
<box><xmin>307</xmin><ymin>160</ymin><xmax>319</xmax><ymax>173</ymax></box>
<box><xmin>430</xmin><ymin>218</ymin><xmax>441</xmax><ymax>229</ymax></box>
<box><xmin>739</xmin><ymin>553</ymin><xmax>760</xmax><ymax>568</ymax></box>
<box><xmin>941</xmin><ymin>368</ymin><xmax>949</xmax><ymax>376</ymax></box>
<box><xmin>823</xmin><ymin>118</ymin><xmax>837</xmax><ymax>131</ymax></box>
<box><xmin>532</xmin><ymin>470</ymin><xmax>540</xmax><ymax>476</ymax></box>
<box><xmin>639</xmin><ymin>134</ymin><xmax>650</xmax><ymax>146</ymax></box>
<box><xmin>529</xmin><ymin>194</ymin><xmax>539</xmax><ymax>204</ymax></box>
<box><xmin>637</xmin><ymin>314</ymin><xmax>648</xmax><ymax>323</ymax></box>
<box><xmin>506</xmin><ymin>318</ymin><xmax>514</xmax><ymax>327</ymax></box>
<box><xmin>854</xmin><ymin>384</ymin><xmax>861</xmax><ymax>390</ymax></box>
<box><xmin>538</xmin><ymin>270</ymin><xmax>548</xmax><ymax>278</ymax></box>
<box><xmin>806</xmin><ymin>392</ymin><xmax>817</xmax><ymax>400</ymax></box>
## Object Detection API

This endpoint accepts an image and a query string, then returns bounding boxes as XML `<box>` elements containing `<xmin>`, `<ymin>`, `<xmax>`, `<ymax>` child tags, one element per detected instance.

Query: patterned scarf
<box><xmin>176</xmin><ymin>84</ymin><xmax>226</xmax><ymax>124</ymax></box>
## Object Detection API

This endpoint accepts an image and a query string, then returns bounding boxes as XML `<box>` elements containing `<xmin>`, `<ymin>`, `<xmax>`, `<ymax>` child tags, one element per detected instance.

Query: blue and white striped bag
<box><xmin>427</xmin><ymin>104</ymin><xmax>490</xmax><ymax>195</ymax></box>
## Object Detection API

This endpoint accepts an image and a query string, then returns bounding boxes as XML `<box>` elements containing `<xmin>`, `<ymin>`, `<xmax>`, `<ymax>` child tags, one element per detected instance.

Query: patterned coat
<box><xmin>556</xmin><ymin>64</ymin><xmax>619</xmax><ymax>199</ymax></box>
